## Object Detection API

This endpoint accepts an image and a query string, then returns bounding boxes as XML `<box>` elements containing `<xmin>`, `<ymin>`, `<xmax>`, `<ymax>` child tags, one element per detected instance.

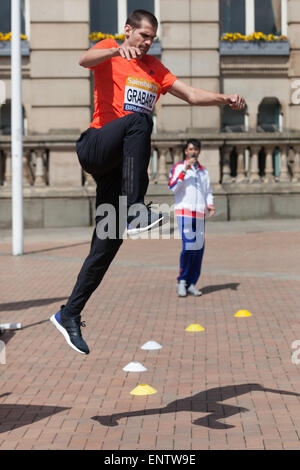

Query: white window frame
<box><xmin>117</xmin><ymin>0</ymin><xmax>160</xmax><ymax>36</ymax></box>
<box><xmin>245</xmin><ymin>0</ymin><xmax>287</xmax><ymax>35</ymax></box>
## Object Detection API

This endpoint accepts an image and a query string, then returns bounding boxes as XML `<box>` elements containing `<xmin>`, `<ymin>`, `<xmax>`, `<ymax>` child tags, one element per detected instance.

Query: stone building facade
<box><xmin>0</xmin><ymin>0</ymin><xmax>300</xmax><ymax>227</ymax></box>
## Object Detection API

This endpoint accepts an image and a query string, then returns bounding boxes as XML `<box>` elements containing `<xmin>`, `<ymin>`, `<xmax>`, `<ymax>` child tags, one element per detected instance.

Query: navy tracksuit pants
<box><xmin>177</xmin><ymin>215</ymin><xmax>205</xmax><ymax>287</ymax></box>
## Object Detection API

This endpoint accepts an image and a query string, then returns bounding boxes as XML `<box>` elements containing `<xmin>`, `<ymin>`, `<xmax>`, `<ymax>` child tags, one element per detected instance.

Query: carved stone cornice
<box><xmin>220</xmin><ymin>56</ymin><xmax>289</xmax><ymax>77</ymax></box>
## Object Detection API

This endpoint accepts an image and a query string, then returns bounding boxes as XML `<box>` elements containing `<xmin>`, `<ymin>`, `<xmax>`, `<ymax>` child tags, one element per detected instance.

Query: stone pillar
<box><xmin>0</xmin><ymin>151</ymin><xmax>3</xmax><ymax>186</ymax></box>
<box><xmin>249</xmin><ymin>145</ymin><xmax>261</xmax><ymax>183</ymax></box>
<box><xmin>157</xmin><ymin>147</ymin><xmax>169</xmax><ymax>183</ymax></box>
<box><xmin>23</xmin><ymin>150</ymin><xmax>32</xmax><ymax>187</ymax></box>
<box><xmin>222</xmin><ymin>147</ymin><xmax>232</xmax><ymax>183</ymax></box>
<box><xmin>292</xmin><ymin>145</ymin><xmax>300</xmax><ymax>182</ymax></box>
<box><xmin>279</xmin><ymin>145</ymin><xmax>291</xmax><ymax>182</ymax></box>
<box><xmin>264</xmin><ymin>146</ymin><xmax>275</xmax><ymax>183</ymax></box>
<box><xmin>35</xmin><ymin>149</ymin><xmax>46</xmax><ymax>186</ymax></box>
<box><xmin>3</xmin><ymin>150</ymin><xmax>11</xmax><ymax>188</ymax></box>
<box><xmin>236</xmin><ymin>146</ymin><xmax>246</xmax><ymax>183</ymax></box>
<box><xmin>173</xmin><ymin>147</ymin><xmax>183</xmax><ymax>165</ymax></box>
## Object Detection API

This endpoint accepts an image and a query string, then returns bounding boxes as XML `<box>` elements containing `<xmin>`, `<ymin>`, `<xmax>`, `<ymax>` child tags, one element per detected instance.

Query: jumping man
<box><xmin>50</xmin><ymin>10</ymin><xmax>246</xmax><ymax>354</ymax></box>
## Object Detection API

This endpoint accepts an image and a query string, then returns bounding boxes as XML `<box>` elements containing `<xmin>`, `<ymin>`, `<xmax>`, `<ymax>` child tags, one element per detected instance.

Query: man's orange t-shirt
<box><xmin>89</xmin><ymin>38</ymin><xmax>178</xmax><ymax>128</ymax></box>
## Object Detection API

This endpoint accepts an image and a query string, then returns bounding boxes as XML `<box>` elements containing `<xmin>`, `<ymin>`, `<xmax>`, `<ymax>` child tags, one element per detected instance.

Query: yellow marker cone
<box><xmin>235</xmin><ymin>310</ymin><xmax>252</xmax><ymax>317</ymax></box>
<box><xmin>185</xmin><ymin>323</ymin><xmax>205</xmax><ymax>332</ymax></box>
<box><xmin>130</xmin><ymin>384</ymin><xmax>157</xmax><ymax>396</ymax></box>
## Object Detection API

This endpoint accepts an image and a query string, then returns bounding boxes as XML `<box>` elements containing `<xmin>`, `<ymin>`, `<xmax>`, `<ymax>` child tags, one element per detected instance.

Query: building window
<box><xmin>219</xmin><ymin>0</ymin><xmax>287</xmax><ymax>36</ymax></box>
<box><xmin>221</xmin><ymin>106</ymin><xmax>247</xmax><ymax>132</ymax></box>
<box><xmin>127</xmin><ymin>0</ymin><xmax>154</xmax><ymax>17</ymax></box>
<box><xmin>0</xmin><ymin>101</ymin><xmax>26</xmax><ymax>135</ymax></box>
<box><xmin>90</xmin><ymin>0</ymin><xmax>158</xmax><ymax>34</ymax></box>
<box><xmin>0</xmin><ymin>0</ymin><xmax>26</xmax><ymax>35</ymax></box>
<box><xmin>90</xmin><ymin>0</ymin><xmax>118</xmax><ymax>34</ymax></box>
<box><xmin>255</xmin><ymin>0</ymin><xmax>281</xmax><ymax>35</ymax></box>
<box><xmin>257</xmin><ymin>97</ymin><xmax>282</xmax><ymax>132</ymax></box>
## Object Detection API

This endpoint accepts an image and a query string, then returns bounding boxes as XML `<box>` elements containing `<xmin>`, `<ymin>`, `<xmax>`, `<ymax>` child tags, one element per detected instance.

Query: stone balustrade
<box><xmin>221</xmin><ymin>140</ymin><xmax>300</xmax><ymax>184</ymax></box>
<box><xmin>1</xmin><ymin>132</ymin><xmax>300</xmax><ymax>191</ymax></box>
<box><xmin>150</xmin><ymin>132</ymin><xmax>300</xmax><ymax>185</ymax></box>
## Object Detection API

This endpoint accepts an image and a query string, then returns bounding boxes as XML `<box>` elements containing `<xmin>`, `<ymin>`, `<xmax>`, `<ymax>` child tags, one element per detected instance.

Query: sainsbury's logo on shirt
<box><xmin>124</xmin><ymin>76</ymin><xmax>159</xmax><ymax>114</ymax></box>
<box><xmin>126</xmin><ymin>76</ymin><xmax>159</xmax><ymax>93</ymax></box>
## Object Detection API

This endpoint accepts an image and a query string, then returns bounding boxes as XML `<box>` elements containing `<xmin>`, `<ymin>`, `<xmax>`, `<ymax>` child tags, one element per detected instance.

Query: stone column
<box><xmin>157</xmin><ymin>147</ymin><xmax>169</xmax><ymax>183</ymax></box>
<box><xmin>292</xmin><ymin>145</ymin><xmax>300</xmax><ymax>182</ymax></box>
<box><xmin>264</xmin><ymin>146</ymin><xmax>275</xmax><ymax>183</ymax></box>
<box><xmin>249</xmin><ymin>145</ymin><xmax>261</xmax><ymax>183</ymax></box>
<box><xmin>0</xmin><ymin>151</ymin><xmax>4</xmax><ymax>186</ymax></box>
<box><xmin>236</xmin><ymin>146</ymin><xmax>246</xmax><ymax>183</ymax></box>
<box><xmin>148</xmin><ymin>147</ymin><xmax>155</xmax><ymax>184</ymax></box>
<box><xmin>3</xmin><ymin>150</ymin><xmax>12</xmax><ymax>188</ymax></box>
<box><xmin>173</xmin><ymin>147</ymin><xmax>183</xmax><ymax>165</ymax></box>
<box><xmin>34</xmin><ymin>148</ymin><xmax>46</xmax><ymax>186</ymax></box>
<box><xmin>222</xmin><ymin>147</ymin><xmax>232</xmax><ymax>183</ymax></box>
<box><xmin>23</xmin><ymin>150</ymin><xmax>32</xmax><ymax>187</ymax></box>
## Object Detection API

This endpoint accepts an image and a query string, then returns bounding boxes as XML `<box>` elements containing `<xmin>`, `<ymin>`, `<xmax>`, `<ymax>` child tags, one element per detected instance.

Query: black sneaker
<box><xmin>127</xmin><ymin>202</ymin><xmax>168</xmax><ymax>235</ymax></box>
<box><xmin>50</xmin><ymin>307</ymin><xmax>89</xmax><ymax>355</ymax></box>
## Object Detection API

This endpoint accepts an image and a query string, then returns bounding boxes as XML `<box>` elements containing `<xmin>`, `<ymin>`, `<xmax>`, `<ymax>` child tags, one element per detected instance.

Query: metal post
<box><xmin>11</xmin><ymin>0</ymin><xmax>24</xmax><ymax>255</ymax></box>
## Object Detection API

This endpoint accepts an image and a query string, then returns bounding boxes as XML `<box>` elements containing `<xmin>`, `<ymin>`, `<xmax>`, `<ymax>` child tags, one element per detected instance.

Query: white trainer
<box><xmin>177</xmin><ymin>280</ymin><xmax>187</xmax><ymax>297</ymax></box>
<box><xmin>187</xmin><ymin>284</ymin><xmax>202</xmax><ymax>296</ymax></box>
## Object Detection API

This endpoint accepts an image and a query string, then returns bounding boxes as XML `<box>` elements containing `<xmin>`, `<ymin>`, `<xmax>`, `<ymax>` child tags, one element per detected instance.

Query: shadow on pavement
<box><xmin>20</xmin><ymin>320</ymin><xmax>50</xmax><ymax>330</ymax></box>
<box><xmin>0</xmin><ymin>404</ymin><xmax>70</xmax><ymax>433</ymax></box>
<box><xmin>92</xmin><ymin>383</ymin><xmax>300</xmax><ymax>429</ymax></box>
<box><xmin>0</xmin><ymin>297</ymin><xmax>67</xmax><ymax>312</ymax></box>
<box><xmin>0</xmin><ymin>330</ymin><xmax>16</xmax><ymax>345</ymax></box>
<box><xmin>201</xmin><ymin>283</ymin><xmax>240</xmax><ymax>295</ymax></box>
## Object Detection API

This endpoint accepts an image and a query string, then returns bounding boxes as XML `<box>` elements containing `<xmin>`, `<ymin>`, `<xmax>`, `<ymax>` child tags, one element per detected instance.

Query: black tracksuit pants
<box><xmin>63</xmin><ymin>112</ymin><xmax>153</xmax><ymax>318</ymax></box>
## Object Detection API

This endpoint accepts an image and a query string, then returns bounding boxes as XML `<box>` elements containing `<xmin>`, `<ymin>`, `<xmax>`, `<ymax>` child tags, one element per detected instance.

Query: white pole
<box><xmin>11</xmin><ymin>0</ymin><xmax>24</xmax><ymax>255</ymax></box>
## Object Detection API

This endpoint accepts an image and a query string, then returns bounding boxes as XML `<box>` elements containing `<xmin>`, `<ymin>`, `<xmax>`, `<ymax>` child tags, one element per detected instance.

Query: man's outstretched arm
<box><xmin>168</xmin><ymin>79</ymin><xmax>246</xmax><ymax>111</ymax></box>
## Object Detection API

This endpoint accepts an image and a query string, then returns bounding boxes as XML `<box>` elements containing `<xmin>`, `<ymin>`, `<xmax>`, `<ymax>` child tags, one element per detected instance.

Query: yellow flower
<box><xmin>90</xmin><ymin>31</ymin><xmax>127</xmax><ymax>42</ymax></box>
<box><xmin>0</xmin><ymin>31</ymin><xmax>27</xmax><ymax>41</ymax></box>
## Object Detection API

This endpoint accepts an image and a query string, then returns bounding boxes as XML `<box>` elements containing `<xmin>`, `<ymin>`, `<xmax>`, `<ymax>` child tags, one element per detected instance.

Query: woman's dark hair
<box><xmin>126</xmin><ymin>10</ymin><xmax>158</xmax><ymax>29</ymax></box>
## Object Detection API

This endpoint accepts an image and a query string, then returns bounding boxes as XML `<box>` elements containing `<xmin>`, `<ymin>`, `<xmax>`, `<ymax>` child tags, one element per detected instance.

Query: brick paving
<box><xmin>0</xmin><ymin>220</ymin><xmax>300</xmax><ymax>450</ymax></box>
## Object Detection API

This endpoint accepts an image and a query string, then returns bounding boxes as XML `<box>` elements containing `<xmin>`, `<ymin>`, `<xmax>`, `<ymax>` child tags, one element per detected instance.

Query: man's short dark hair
<box><xmin>126</xmin><ymin>10</ymin><xmax>158</xmax><ymax>30</ymax></box>
<box><xmin>185</xmin><ymin>138</ymin><xmax>201</xmax><ymax>150</ymax></box>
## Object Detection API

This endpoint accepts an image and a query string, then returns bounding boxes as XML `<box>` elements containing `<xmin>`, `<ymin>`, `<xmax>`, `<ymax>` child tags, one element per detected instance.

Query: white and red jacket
<box><xmin>168</xmin><ymin>160</ymin><xmax>214</xmax><ymax>218</ymax></box>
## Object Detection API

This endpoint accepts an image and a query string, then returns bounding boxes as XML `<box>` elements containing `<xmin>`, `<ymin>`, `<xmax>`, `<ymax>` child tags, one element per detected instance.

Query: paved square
<box><xmin>0</xmin><ymin>220</ymin><xmax>300</xmax><ymax>450</ymax></box>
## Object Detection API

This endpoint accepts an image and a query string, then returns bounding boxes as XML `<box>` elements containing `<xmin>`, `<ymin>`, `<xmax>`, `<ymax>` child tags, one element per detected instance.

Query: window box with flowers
<box><xmin>0</xmin><ymin>33</ymin><xmax>29</xmax><ymax>56</ymax></box>
<box><xmin>89</xmin><ymin>32</ymin><xmax>162</xmax><ymax>56</ymax></box>
<box><xmin>220</xmin><ymin>32</ymin><xmax>290</xmax><ymax>56</ymax></box>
